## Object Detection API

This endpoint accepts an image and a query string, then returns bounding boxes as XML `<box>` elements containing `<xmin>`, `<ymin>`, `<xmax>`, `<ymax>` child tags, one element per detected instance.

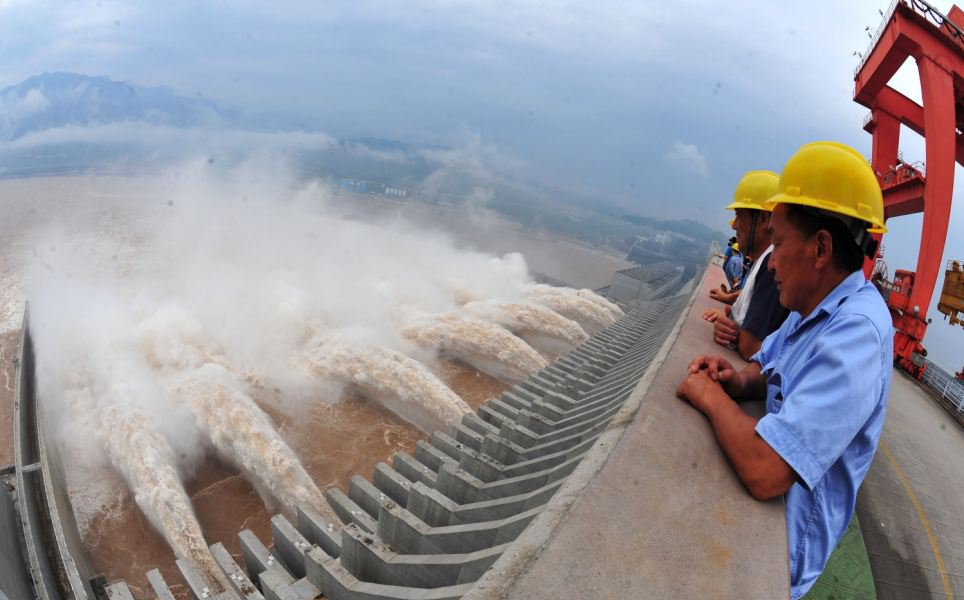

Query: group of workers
<box><xmin>676</xmin><ymin>141</ymin><xmax>894</xmax><ymax>599</ymax></box>
<box><xmin>721</xmin><ymin>236</ymin><xmax>745</xmax><ymax>291</ymax></box>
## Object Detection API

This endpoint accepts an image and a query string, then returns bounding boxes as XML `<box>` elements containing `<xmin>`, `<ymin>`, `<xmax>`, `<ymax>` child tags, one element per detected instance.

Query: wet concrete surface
<box><xmin>0</xmin><ymin>330</ymin><xmax>19</xmax><ymax>467</ymax></box>
<box><xmin>856</xmin><ymin>371</ymin><xmax>964</xmax><ymax>600</ymax></box>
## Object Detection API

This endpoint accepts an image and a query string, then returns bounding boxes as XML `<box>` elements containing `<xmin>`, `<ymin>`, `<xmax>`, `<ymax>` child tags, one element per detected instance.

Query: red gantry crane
<box><xmin>854</xmin><ymin>0</ymin><xmax>964</xmax><ymax>378</ymax></box>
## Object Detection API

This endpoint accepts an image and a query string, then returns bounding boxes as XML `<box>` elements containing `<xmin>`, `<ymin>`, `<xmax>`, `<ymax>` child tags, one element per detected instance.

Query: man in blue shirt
<box><xmin>677</xmin><ymin>142</ymin><xmax>893</xmax><ymax>599</ymax></box>
<box><xmin>722</xmin><ymin>236</ymin><xmax>737</xmax><ymax>261</ymax></box>
<box><xmin>723</xmin><ymin>243</ymin><xmax>744</xmax><ymax>289</ymax></box>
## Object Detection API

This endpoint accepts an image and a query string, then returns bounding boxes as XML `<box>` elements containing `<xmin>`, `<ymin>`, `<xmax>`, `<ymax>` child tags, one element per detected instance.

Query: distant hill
<box><xmin>0</xmin><ymin>72</ymin><xmax>238</xmax><ymax>140</ymax></box>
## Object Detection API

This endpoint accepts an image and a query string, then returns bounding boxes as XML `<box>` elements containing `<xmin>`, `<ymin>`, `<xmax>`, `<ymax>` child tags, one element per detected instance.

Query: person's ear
<box><xmin>813</xmin><ymin>229</ymin><xmax>834</xmax><ymax>270</ymax></box>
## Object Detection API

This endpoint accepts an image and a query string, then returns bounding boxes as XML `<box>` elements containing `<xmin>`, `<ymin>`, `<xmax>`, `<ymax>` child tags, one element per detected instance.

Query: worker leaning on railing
<box><xmin>677</xmin><ymin>141</ymin><xmax>894</xmax><ymax>600</ymax></box>
<box><xmin>704</xmin><ymin>170</ymin><xmax>790</xmax><ymax>360</ymax></box>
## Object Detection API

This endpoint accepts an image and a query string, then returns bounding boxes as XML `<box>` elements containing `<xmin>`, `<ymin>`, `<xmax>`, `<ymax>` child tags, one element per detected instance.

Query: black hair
<box><xmin>784</xmin><ymin>205</ymin><xmax>865</xmax><ymax>273</ymax></box>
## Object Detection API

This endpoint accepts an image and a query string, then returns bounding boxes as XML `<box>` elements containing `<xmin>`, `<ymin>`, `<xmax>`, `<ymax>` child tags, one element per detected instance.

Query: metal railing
<box><xmin>856</xmin><ymin>0</ymin><xmax>900</xmax><ymax>75</ymax></box>
<box><xmin>922</xmin><ymin>360</ymin><xmax>964</xmax><ymax>417</ymax></box>
<box><xmin>878</xmin><ymin>161</ymin><xmax>926</xmax><ymax>189</ymax></box>
<box><xmin>856</xmin><ymin>0</ymin><xmax>964</xmax><ymax>76</ymax></box>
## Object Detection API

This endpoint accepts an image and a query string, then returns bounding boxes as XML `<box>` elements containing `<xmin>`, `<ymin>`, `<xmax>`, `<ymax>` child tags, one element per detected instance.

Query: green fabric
<box><xmin>802</xmin><ymin>514</ymin><xmax>876</xmax><ymax>599</ymax></box>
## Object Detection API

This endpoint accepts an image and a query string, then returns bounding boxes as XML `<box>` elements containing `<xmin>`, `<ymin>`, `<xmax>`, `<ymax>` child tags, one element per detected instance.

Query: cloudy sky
<box><xmin>0</xmin><ymin>0</ymin><xmax>962</xmax><ymax>367</ymax></box>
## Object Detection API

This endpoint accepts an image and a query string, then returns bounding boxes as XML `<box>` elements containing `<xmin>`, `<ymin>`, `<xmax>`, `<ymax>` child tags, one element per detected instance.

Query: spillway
<box><xmin>524</xmin><ymin>283</ymin><xmax>618</xmax><ymax>333</ymax></box>
<box><xmin>460</xmin><ymin>300</ymin><xmax>589</xmax><ymax>352</ymax></box>
<box><xmin>403</xmin><ymin>313</ymin><xmax>547</xmax><ymax>383</ymax></box>
<box><xmin>164</xmin><ymin>365</ymin><xmax>335</xmax><ymax>521</ymax></box>
<box><xmin>302</xmin><ymin>339</ymin><xmax>472</xmax><ymax>433</ymax></box>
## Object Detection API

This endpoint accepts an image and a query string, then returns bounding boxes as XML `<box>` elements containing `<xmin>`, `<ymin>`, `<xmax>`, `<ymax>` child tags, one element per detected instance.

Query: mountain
<box><xmin>0</xmin><ymin>72</ymin><xmax>238</xmax><ymax>140</ymax></box>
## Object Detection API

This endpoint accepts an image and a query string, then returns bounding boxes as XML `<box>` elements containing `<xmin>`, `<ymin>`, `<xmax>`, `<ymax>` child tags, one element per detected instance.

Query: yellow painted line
<box><xmin>879</xmin><ymin>439</ymin><xmax>953</xmax><ymax>600</ymax></box>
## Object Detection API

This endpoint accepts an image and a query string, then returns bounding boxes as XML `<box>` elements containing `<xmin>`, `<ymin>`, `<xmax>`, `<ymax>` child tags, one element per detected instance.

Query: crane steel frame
<box><xmin>855</xmin><ymin>0</ymin><xmax>963</xmax><ymax>377</ymax></box>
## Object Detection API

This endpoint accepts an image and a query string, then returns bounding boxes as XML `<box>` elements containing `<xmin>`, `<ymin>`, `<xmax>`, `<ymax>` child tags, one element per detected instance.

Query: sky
<box><xmin>0</xmin><ymin>0</ymin><xmax>961</xmax><ymax>368</ymax></box>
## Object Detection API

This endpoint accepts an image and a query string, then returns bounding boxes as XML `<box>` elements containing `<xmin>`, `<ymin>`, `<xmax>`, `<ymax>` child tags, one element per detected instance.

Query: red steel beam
<box><xmin>856</xmin><ymin>2</ymin><xmax>962</xmax><ymax>324</ymax></box>
<box><xmin>876</xmin><ymin>85</ymin><xmax>925</xmax><ymax>135</ymax></box>
<box><xmin>855</xmin><ymin>3</ymin><xmax>964</xmax><ymax>106</ymax></box>
<box><xmin>884</xmin><ymin>182</ymin><xmax>925</xmax><ymax>217</ymax></box>
<box><xmin>913</xmin><ymin>55</ymin><xmax>956</xmax><ymax>317</ymax></box>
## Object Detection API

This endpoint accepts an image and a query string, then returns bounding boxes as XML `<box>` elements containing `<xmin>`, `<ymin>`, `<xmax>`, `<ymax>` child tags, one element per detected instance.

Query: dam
<box><xmin>2</xmin><ymin>254</ymin><xmax>962</xmax><ymax>599</ymax></box>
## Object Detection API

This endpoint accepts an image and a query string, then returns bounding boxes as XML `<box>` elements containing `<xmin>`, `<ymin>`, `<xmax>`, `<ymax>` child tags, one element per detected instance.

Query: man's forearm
<box><xmin>734</xmin><ymin>362</ymin><xmax>766</xmax><ymax>398</ymax></box>
<box><xmin>703</xmin><ymin>389</ymin><xmax>794</xmax><ymax>500</ymax></box>
<box><xmin>736</xmin><ymin>331</ymin><xmax>763</xmax><ymax>362</ymax></box>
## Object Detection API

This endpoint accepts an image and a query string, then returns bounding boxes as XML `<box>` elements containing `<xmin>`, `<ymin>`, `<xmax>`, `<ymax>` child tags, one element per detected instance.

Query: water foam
<box><xmin>63</xmin><ymin>380</ymin><xmax>228</xmax><ymax>592</ymax></box>
<box><xmin>403</xmin><ymin>313</ymin><xmax>547</xmax><ymax>383</ymax></box>
<box><xmin>524</xmin><ymin>284</ymin><xmax>617</xmax><ymax>333</ymax></box>
<box><xmin>303</xmin><ymin>337</ymin><xmax>472</xmax><ymax>433</ymax></box>
<box><xmin>575</xmin><ymin>288</ymin><xmax>624</xmax><ymax>319</ymax></box>
<box><xmin>137</xmin><ymin>311</ymin><xmax>336</xmax><ymax>522</ymax></box>
<box><xmin>461</xmin><ymin>300</ymin><xmax>589</xmax><ymax>350</ymax></box>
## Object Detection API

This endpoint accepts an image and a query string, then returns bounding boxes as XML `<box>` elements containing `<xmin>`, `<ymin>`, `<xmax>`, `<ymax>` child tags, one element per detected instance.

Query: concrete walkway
<box><xmin>471</xmin><ymin>265</ymin><xmax>790</xmax><ymax>599</ymax></box>
<box><xmin>857</xmin><ymin>371</ymin><xmax>964</xmax><ymax>600</ymax></box>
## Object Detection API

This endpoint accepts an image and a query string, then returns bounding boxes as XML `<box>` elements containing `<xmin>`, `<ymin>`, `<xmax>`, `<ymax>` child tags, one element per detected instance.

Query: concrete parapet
<box><xmin>211</xmin><ymin>543</ymin><xmax>263</xmax><ymax>599</ymax></box>
<box><xmin>297</xmin><ymin>507</ymin><xmax>343</xmax><ymax>559</ymax></box>
<box><xmin>372</xmin><ymin>464</ymin><xmax>412</xmax><ymax>507</ymax></box>
<box><xmin>305</xmin><ymin>548</ymin><xmax>474</xmax><ymax>600</ymax></box>
<box><xmin>327</xmin><ymin>487</ymin><xmax>378</xmax><ymax>533</ymax></box>
<box><xmin>340</xmin><ymin>523</ymin><xmax>504</xmax><ymax>588</ymax></box>
<box><xmin>147</xmin><ymin>568</ymin><xmax>178</xmax><ymax>600</ymax></box>
<box><xmin>376</xmin><ymin>498</ymin><xmax>540</xmax><ymax>555</ymax></box>
<box><xmin>104</xmin><ymin>582</ymin><xmax>137</xmax><ymax>599</ymax></box>
<box><xmin>272</xmin><ymin>516</ymin><xmax>314</xmax><ymax>579</ymax></box>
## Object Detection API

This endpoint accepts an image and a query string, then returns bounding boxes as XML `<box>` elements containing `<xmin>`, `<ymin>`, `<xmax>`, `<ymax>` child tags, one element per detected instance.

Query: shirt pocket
<box><xmin>765</xmin><ymin>370</ymin><xmax>785</xmax><ymax>414</ymax></box>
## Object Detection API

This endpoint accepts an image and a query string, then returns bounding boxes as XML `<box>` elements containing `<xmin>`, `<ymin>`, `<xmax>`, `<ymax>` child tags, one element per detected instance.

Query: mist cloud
<box><xmin>3</xmin><ymin>122</ymin><xmax>336</xmax><ymax>151</ymax></box>
<box><xmin>665</xmin><ymin>140</ymin><xmax>709</xmax><ymax>179</ymax></box>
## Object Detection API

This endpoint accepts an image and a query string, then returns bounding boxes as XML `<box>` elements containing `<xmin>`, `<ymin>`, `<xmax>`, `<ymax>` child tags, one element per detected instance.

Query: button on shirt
<box><xmin>751</xmin><ymin>271</ymin><xmax>893</xmax><ymax>599</ymax></box>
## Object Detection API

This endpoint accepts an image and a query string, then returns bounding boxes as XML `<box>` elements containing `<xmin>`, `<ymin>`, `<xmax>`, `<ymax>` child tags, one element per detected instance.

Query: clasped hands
<box><xmin>676</xmin><ymin>354</ymin><xmax>744</xmax><ymax>414</ymax></box>
<box><xmin>702</xmin><ymin>305</ymin><xmax>739</xmax><ymax>347</ymax></box>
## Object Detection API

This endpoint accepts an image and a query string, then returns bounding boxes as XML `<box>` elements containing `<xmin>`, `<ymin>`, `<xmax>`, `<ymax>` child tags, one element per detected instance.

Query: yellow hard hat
<box><xmin>732</xmin><ymin>242</ymin><xmax>740</xmax><ymax>252</ymax></box>
<box><xmin>763</xmin><ymin>141</ymin><xmax>887</xmax><ymax>234</ymax></box>
<box><xmin>726</xmin><ymin>170</ymin><xmax>779</xmax><ymax>211</ymax></box>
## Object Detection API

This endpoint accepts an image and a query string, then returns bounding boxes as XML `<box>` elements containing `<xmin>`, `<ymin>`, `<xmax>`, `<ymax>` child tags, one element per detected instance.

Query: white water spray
<box><xmin>403</xmin><ymin>312</ymin><xmax>547</xmax><ymax>383</ymax></box>
<box><xmin>303</xmin><ymin>338</ymin><xmax>472</xmax><ymax>433</ymax></box>
<box><xmin>137</xmin><ymin>310</ymin><xmax>337</xmax><ymax>522</ymax></box>
<box><xmin>524</xmin><ymin>284</ymin><xmax>617</xmax><ymax>333</ymax></box>
<box><xmin>460</xmin><ymin>299</ymin><xmax>589</xmax><ymax>351</ymax></box>
<box><xmin>575</xmin><ymin>288</ymin><xmax>624</xmax><ymax>319</ymax></box>
<box><xmin>64</xmin><ymin>379</ymin><xmax>228</xmax><ymax>592</ymax></box>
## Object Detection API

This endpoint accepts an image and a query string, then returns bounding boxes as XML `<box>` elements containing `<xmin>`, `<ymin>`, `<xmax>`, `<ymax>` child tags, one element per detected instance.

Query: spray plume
<box><xmin>137</xmin><ymin>309</ymin><xmax>336</xmax><ymax>522</ymax></box>
<box><xmin>21</xmin><ymin>159</ymin><xmax>616</xmax><ymax>581</ymax></box>
<box><xmin>403</xmin><ymin>312</ymin><xmax>547</xmax><ymax>383</ymax></box>
<box><xmin>523</xmin><ymin>283</ymin><xmax>617</xmax><ymax>333</ymax></box>
<box><xmin>302</xmin><ymin>336</ymin><xmax>472</xmax><ymax>433</ymax></box>
<box><xmin>63</xmin><ymin>378</ymin><xmax>228</xmax><ymax>592</ymax></box>
<box><xmin>575</xmin><ymin>288</ymin><xmax>624</xmax><ymax>319</ymax></box>
<box><xmin>461</xmin><ymin>299</ymin><xmax>589</xmax><ymax>350</ymax></box>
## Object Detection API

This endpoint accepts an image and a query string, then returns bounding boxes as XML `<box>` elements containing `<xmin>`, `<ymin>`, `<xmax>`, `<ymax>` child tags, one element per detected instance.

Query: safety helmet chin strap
<box><xmin>745</xmin><ymin>211</ymin><xmax>759</xmax><ymax>258</ymax></box>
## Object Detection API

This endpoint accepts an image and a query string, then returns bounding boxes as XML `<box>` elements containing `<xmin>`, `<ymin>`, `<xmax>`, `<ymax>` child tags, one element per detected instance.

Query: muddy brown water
<box><xmin>81</xmin><ymin>359</ymin><xmax>507</xmax><ymax>597</ymax></box>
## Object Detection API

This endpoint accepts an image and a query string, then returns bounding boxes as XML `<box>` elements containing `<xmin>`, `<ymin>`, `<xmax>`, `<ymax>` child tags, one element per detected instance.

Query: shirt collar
<box><xmin>794</xmin><ymin>270</ymin><xmax>867</xmax><ymax>330</ymax></box>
